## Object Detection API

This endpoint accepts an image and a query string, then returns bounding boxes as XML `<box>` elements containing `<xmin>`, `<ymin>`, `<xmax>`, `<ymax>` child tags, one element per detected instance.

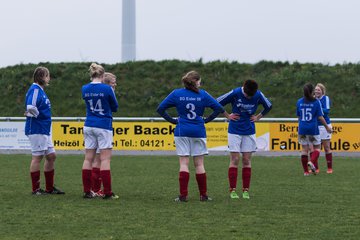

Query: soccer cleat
<box><xmin>103</xmin><ymin>192</ymin><xmax>119</xmax><ymax>200</ymax></box>
<box><xmin>174</xmin><ymin>195</ymin><xmax>188</xmax><ymax>202</ymax></box>
<box><xmin>242</xmin><ymin>191</ymin><xmax>250</xmax><ymax>199</ymax></box>
<box><xmin>307</xmin><ymin>161</ymin><xmax>317</xmax><ymax>175</ymax></box>
<box><xmin>304</xmin><ymin>172</ymin><xmax>310</xmax><ymax>176</ymax></box>
<box><xmin>327</xmin><ymin>168</ymin><xmax>333</xmax><ymax>174</ymax></box>
<box><xmin>93</xmin><ymin>189</ymin><xmax>105</xmax><ymax>197</ymax></box>
<box><xmin>32</xmin><ymin>188</ymin><xmax>48</xmax><ymax>195</ymax></box>
<box><xmin>230</xmin><ymin>190</ymin><xmax>240</xmax><ymax>199</ymax></box>
<box><xmin>316</xmin><ymin>169</ymin><xmax>320</xmax><ymax>174</ymax></box>
<box><xmin>46</xmin><ymin>186</ymin><xmax>65</xmax><ymax>194</ymax></box>
<box><xmin>83</xmin><ymin>191</ymin><xmax>96</xmax><ymax>199</ymax></box>
<box><xmin>200</xmin><ymin>195</ymin><xmax>213</xmax><ymax>202</ymax></box>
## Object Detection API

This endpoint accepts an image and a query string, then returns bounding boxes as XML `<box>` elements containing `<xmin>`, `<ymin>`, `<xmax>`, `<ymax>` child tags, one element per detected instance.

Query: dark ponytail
<box><xmin>303</xmin><ymin>83</ymin><xmax>315</xmax><ymax>101</ymax></box>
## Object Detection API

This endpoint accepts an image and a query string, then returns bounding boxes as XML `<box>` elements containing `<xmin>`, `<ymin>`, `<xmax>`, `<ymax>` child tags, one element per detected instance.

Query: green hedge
<box><xmin>1</xmin><ymin>60</ymin><xmax>359</xmax><ymax>117</ymax></box>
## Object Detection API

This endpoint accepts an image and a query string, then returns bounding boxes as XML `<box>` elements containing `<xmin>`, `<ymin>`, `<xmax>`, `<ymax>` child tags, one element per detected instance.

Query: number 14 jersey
<box><xmin>82</xmin><ymin>82</ymin><xmax>118</xmax><ymax>131</ymax></box>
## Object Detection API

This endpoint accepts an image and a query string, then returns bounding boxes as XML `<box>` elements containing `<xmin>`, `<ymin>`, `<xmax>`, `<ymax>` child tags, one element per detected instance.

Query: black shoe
<box><xmin>46</xmin><ymin>186</ymin><xmax>65</xmax><ymax>194</ymax></box>
<box><xmin>174</xmin><ymin>195</ymin><xmax>188</xmax><ymax>202</ymax></box>
<box><xmin>32</xmin><ymin>188</ymin><xmax>48</xmax><ymax>195</ymax></box>
<box><xmin>200</xmin><ymin>195</ymin><xmax>213</xmax><ymax>202</ymax></box>
<box><xmin>103</xmin><ymin>192</ymin><xmax>119</xmax><ymax>200</ymax></box>
<box><xmin>83</xmin><ymin>191</ymin><xmax>95</xmax><ymax>199</ymax></box>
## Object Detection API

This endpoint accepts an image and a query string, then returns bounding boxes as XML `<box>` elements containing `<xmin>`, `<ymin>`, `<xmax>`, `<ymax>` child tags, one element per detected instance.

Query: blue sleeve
<box><xmin>316</xmin><ymin>100</ymin><xmax>324</xmax><ymax>117</ymax></box>
<box><xmin>156</xmin><ymin>91</ymin><xmax>178</xmax><ymax>124</ymax></box>
<box><xmin>108</xmin><ymin>88</ymin><xmax>118</xmax><ymax>112</ymax></box>
<box><xmin>203</xmin><ymin>91</ymin><xmax>225</xmax><ymax>123</ymax></box>
<box><xmin>217</xmin><ymin>89</ymin><xmax>235</xmax><ymax>106</ymax></box>
<box><xmin>81</xmin><ymin>86</ymin><xmax>85</xmax><ymax>100</ymax></box>
<box><xmin>204</xmin><ymin>110</ymin><xmax>222</xmax><ymax>123</ymax></box>
<box><xmin>322</xmin><ymin>96</ymin><xmax>330</xmax><ymax>114</ymax></box>
<box><xmin>296</xmin><ymin>101</ymin><xmax>300</xmax><ymax>117</ymax></box>
<box><xmin>258</xmin><ymin>91</ymin><xmax>272</xmax><ymax>116</ymax></box>
<box><xmin>26</xmin><ymin>88</ymin><xmax>39</xmax><ymax>107</ymax></box>
<box><xmin>157</xmin><ymin>108</ymin><xmax>178</xmax><ymax>124</ymax></box>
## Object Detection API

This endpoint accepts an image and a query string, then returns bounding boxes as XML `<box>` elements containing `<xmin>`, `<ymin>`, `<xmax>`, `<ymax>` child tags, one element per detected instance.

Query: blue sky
<box><xmin>1</xmin><ymin>0</ymin><xmax>360</xmax><ymax>68</ymax></box>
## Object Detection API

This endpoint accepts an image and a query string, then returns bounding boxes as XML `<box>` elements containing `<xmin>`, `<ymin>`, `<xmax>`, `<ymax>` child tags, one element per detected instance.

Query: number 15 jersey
<box><xmin>296</xmin><ymin>98</ymin><xmax>324</xmax><ymax>135</ymax></box>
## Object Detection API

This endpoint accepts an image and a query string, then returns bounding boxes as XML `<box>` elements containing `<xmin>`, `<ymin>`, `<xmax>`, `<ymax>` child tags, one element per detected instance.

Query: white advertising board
<box><xmin>0</xmin><ymin>122</ymin><xmax>30</xmax><ymax>149</ymax></box>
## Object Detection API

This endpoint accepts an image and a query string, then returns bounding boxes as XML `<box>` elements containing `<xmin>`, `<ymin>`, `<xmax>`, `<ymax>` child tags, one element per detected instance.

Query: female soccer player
<box><xmin>157</xmin><ymin>70</ymin><xmax>236</xmax><ymax>202</ymax></box>
<box><xmin>297</xmin><ymin>83</ymin><xmax>332</xmax><ymax>176</ymax></box>
<box><xmin>25</xmin><ymin>66</ymin><xmax>65</xmax><ymax>195</ymax></box>
<box><xmin>91</xmin><ymin>72</ymin><xmax>117</xmax><ymax>197</ymax></box>
<box><xmin>314</xmin><ymin>83</ymin><xmax>333</xmax><ymax>174</ymax></box>
<box><xmin>217</xmin><ymin>79</ymin><xmax>272</xmax><ymax>200</ymax></box>
<box><xmin>82</xmin><ymin>63</ymin><xmax>119</xmax><ymax>199</ymax></box>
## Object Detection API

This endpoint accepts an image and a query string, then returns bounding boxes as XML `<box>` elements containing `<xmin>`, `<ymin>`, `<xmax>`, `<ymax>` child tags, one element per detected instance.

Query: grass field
<box><xmin>0</xmin><ymin>154</ymin><xmax>359</xmax><ymax>240</ymax></box>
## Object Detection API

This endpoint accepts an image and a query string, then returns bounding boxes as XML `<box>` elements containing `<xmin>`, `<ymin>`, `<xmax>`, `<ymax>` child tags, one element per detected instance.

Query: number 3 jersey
<box><xmin>157</xmin><ymin>88</ymin><xmax>224</xmax><ymax>138</ymax></box>
<box><xmin>82</xmin><ymin>82</ymin><xmax>118</xmax><ymax>130</ymax></box>
<box><xmin>296</xmin><ymin>98</ymin><xmax>324</xmax><ymax>135</ymax></box>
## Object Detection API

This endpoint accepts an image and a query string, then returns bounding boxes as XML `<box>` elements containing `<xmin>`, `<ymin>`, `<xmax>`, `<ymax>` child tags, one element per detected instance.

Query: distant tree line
<box><xmin>0</xmin><ymin>60</ymin><xmax>359</xmax><ymax>118</ymax></box>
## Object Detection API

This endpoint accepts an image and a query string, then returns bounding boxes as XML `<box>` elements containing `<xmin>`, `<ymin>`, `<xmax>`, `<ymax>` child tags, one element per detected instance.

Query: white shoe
<box><xmin>307</xmin><ymin>162</ymin><xmax>317</xmax><ymax>175</ymax></box>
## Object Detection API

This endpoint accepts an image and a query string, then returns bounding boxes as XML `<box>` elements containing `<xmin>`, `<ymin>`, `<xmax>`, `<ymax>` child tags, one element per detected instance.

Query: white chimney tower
<box><xmin>122</xmin><ymin>0</ymin><xmax>136</xmax><ymax>62</ymax></box>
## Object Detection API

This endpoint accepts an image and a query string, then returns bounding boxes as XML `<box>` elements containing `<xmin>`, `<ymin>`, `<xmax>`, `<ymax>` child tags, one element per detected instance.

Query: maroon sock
<box><xmin>309</xmin><ymin>151</ymin><xmax>318</xmax><ymax>169</ymax></box>
<box><xmin>82</xmin><ymin>169</ymin><xmax>92</xmax><ymax>193</ymax></box>
<box><xmin>91</xmin><ymin>167</ymin><xmax>101</xmax><ymax>192</ymax></box>
<box><xmin>44</xmin><ymin>169</ymin><xmax>54</xmax><ymax>192</ymax></box>
<box><xmin>313</xmin><ymin>154</ymin><xmax>319</xmax><ymax>170</ymax></box>
<box><xmin>30</xmin><ymin>171</ymin><xmax>40</xmax><ymax>192</ymax></box>
<box><xmin>301</xmin><ymin>155</ymin><xmax>309</xmax><ymax>172</ymax></box>
<box><xmin>228</xmin><ymin>167</ymin><xmax>238</xmax><ymax>190</ymax></box>
<box><xmin>311</xmin><ymin>150</ymin><xmax>320</xmax><ymax>165</ymax></box>
<box><xmin>179</xmin><ymin>171</ymin><xmax>189</xmax><ymax>197</ymax></box>
<box><xmin>196</xmin><ymin>173</ymin><xmax>207</xmax><ymax>196</ymax></box>
<box><xmin>326</xmin><ymin>153</ymin><xmax>333</xmax><ymax>169</ymax></box>
<box><xmin>242</xmin><ymin>167</ymin><xmax>251</xmax><ymax>191</ymax></box>
<box><xmin>101</xmin><ymin>170</ymin><xmax>112</xmax><ymax>195</ymax></box>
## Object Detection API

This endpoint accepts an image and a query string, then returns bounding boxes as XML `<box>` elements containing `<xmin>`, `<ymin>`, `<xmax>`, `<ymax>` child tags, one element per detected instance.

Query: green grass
<box><xmin>1</xmin><ymin>154</ymin><xmax>359</xmax><ymax>240</ymax></box>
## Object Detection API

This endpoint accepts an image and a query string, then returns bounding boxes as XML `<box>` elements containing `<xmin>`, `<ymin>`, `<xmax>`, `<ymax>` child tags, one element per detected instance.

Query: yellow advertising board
<box><xmin>52</xmin><ymin>121</ymin><xmax>270</xmax><ymax>151</ymax></box>
<box><xmin>52</xmin><ymin>122</ymin><xmax>177</xmax><ymax>150</ymax></box>
<box><xmin>269</xmin><ymin>122</ymin><xmax>360</xmax><ymax>152</ymax></box>
<box><xmin>51</xmin><ymin>121</ymin><xmax>360</xmax><ymax>152</ymax></box>
<box><xmin>205</xmin><ymin>122</ymin><xmax>270</xmax><ymax>151</ymax></box>
<box><xmin>1</xmin><ymin>120</ymin><xmax>358</xmax><ymax>151</ymax></box>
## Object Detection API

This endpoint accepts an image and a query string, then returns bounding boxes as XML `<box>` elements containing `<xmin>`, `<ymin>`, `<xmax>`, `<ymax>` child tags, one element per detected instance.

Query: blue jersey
<box><xmin>25</xmin><ymin>83</ymin><xmax>52</xmax><ymax>135</ymax></box>
<box><xmin>157</xmin><ymin>88</ymin><xmax>224</xmax><ymax>138</ymax></box>
<box><xmin>317</xmin><ymin>95</ymin><xmax>331</xmax><ymax>125</ymax></box>
<box><xmin>82</xmin><ymin>82</ymin><xmax>118</xmax><ymax>130</ymax></box>
<box><xmin>217</xmin><ymin>87</ymin><xmax>272</xmax><ymax>135</ymax></box>
<box><xmin>296</xmin><ymin>98</ymin><xmax>324</xmax><ymax>135</ymax></box>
